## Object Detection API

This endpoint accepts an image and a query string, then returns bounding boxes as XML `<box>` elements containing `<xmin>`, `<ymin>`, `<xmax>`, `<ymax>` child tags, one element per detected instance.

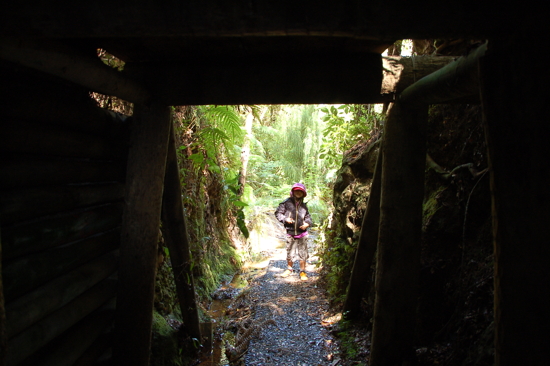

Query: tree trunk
<box><xmin>237</xmin><ymin>111</ymin><xmax>254</xmax><ymax>197</ymax></box>
<box><xmin>343</xmin><ymin>139</ymin><xmax>382</xmax><ymax>319</ymax></box>
<box><xmin>479</xmin><ymin>37</ymin><xmax>550</xmax><ymax>366</ymax></box>
<box><xmin>161</xmin><ymin>124</ymin><xmax>202</xmax><ymax>342</ymax></box>
<box><xmin>370</xmin><ymin>102</ymin><xmax>427</xmax><ymax>366</ymax></box>
<box><xmin>114</xmin><ymin>102</ymin><xmax>171</xmax><ymax>366</ymax></box>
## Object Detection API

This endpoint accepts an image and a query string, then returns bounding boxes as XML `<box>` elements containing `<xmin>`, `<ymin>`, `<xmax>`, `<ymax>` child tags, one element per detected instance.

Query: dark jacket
<box><xmin>275</xmin><ymin>197</ymin><xmax>313</xmax><ymax>237</ymax></box>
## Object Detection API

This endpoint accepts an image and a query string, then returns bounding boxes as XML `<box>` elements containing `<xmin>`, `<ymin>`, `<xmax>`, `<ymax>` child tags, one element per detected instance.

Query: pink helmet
<box><xmin>290</xmin><ymin>183</ymin><xmax>307</xmax><ymax>197</ymax></box>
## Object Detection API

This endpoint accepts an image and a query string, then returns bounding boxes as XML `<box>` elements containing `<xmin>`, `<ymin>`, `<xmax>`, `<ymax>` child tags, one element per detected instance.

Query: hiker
<box><xmin>275</xmin><ymin>183</ymin><xmax>313</xmax><ymax>280</ymax></box>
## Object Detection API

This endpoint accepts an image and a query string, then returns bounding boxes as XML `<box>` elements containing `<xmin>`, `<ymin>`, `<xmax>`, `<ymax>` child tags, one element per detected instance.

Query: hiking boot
<box><xmin>281</xmin><ymin>269</ymin><xmax>293</xmax><ymax>278</ymax></box>
<box><xmin>300</xmin><ymin>271</ymin><xmax>308</xmax><ymax>281</ymax></box>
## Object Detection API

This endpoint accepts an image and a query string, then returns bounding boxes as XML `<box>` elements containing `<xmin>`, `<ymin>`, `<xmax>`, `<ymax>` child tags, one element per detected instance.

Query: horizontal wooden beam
<box><xmin>0</xmin><ymin>183</ymin><xmax>124</xmax><ymax>225</ymax></box>
<box><xmin>2</xmin><ymin>203</ymin><xmax>122</xmax><ymax>261</ymax></box>
<box><xmin>5</xmin><ymin>251</ymin><xmax>117</xmax><ymax>338</ymax></box>
<box><xmin>127</xmin><ymin>52</ymin><xmax>382</xmax><ymax>105</ymax></box>
<box><xmin>381</xmin><ymin>55</ymin><xmax>456</xmax><ymax>95</ymax></box>
<box><xmin>1</xmin><ymin>119</ymin><xmax>128</xmax><ymax>160</ymax></box>
<box><xmin>2</xmin><ymin>229</ymin><xmax>119</xmax><ymax>301</ymax></box>
<box><xmin>6</xmin><ymin>280</ymin><xmax>116</xmax><ymax>366</ymax></box>
<box><xmin>0</xmin><ymin>2</ymin><xmax>543</xmax><ymax>40</ymax></box>
<box><xmin>0</xmin><ymin>38</ymin><xmax>150</xmax><ymax>103</ymax></box>
<box><xmin>399</xmin><ymin>43</ymin><xmax>487</xmax><ymax>105</ymax></box>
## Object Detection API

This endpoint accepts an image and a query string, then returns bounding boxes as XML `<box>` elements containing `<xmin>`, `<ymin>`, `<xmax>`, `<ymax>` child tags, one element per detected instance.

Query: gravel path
<box><xmin>231</xmin><ymin>210</ymin><xmax>340</xmax><ymax>366</ymax></box>
<box><xmin>244</xmin><ymin>258</ymin><xmax>339</xmax><ymax>366</ymax></box>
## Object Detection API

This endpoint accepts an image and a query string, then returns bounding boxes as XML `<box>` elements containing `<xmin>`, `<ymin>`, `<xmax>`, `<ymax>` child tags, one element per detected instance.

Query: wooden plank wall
<box><xmin>0</xmin><ymin>62</ymin><xmax>128</xmax><ymax>365</ymax></box>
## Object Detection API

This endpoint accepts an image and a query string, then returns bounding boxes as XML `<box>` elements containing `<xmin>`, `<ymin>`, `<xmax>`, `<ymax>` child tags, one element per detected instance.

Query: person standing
<box><xmin>275</xmin><ymin>183</ymin><xmax>313</xmax><ymax>280</ymax></box>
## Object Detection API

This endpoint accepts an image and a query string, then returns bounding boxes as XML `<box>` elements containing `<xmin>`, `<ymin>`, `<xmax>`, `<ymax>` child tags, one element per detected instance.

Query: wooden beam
<box><xmin>370</xmin><ymin>102</ymin><xmax>427</xmax><ymax>365</ymax></box>
<box><xmin>2</xmin><ymin>230</ymin><xmax>119</xmax><ymax>302</ymax></box>
<box><xmin>125</xmin><ymin>52</ymin><xmax>383</xmax><ymax>105</ymax></box>
<box><xmin>161</xmin><ymin>125</ymin><xmax>202</xmax><ymax>342</ymax></box>
<box><xmin>343</xmin><ymin>139</ymin><xmax>382</xmax><ymax>319</ymax></box>
<box><xmin>5</xmin><ymin>251</ymin><xmax>117</xmax><ymax>339</ymax></box>
<box><xmin>0</xmin><ymin>119</ymin><xmax>128</xmax><ymax>160</ymax></box>
<box><xmin>17</xmin><ymin>299</ymin><xmax>116</xmax><ymax>366</ymax></box>
<box><xmin>399</xmin><ymin>43</ymin><xmax>487</xmax><ymax>105</ymax></box>
<box><xmin>6</xmin><ymin>279</ymin><xmax>116</xmax><ymax>366</ymax></box>
<box><xmin>2</xmin><ymin>203</ymin><xmax>123</xmax><ymax>261</ymax></box>
<box><xmin>0</xmin><ymin>183</ymin><xmax>124</xmax><ymax>226</ymax></box>
<box><xmin>0</xmin><ymin>158</ymin><xmax>125</xmax><ymax>190</ymax></box>
<box><xmin>0</xmin><ymin>2</ymin><xmax>542</xmax><ymax>39</ymax></box>
<box><xmin>479</xmin><ymin>38</ymin><xmax>550</xmax><ymax>366</ymax></box>
<box><xmin>0</xmin><ymin>38</ymin><xmax>150</xmax><ymax>103</ymax></box>
<box><xmin>381</xmin><ymin>55</ymin><xmax>456</xmax><ymax>96</ymax></box>
<box><xmin>114</xmin><ymin>102</ymin><xmax>171</xmax><ymax>366</ymax></box>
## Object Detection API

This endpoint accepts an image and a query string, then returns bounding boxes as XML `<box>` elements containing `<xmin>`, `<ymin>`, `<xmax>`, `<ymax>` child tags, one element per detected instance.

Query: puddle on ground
<box><xmin>198</xmin><ymin>272</ymin><xmax>256</xmax><ymax>365</ymax></box>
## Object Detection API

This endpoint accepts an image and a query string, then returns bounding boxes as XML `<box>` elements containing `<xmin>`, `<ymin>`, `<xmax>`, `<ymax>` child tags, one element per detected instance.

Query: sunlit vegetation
<box><xmin>169</xmin><ymin>104</ymin><xmax>382</xmax><ymax>305</ymax></box>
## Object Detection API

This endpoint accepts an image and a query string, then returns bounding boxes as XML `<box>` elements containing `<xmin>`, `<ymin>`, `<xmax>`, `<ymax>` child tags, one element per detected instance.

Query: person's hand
<box><xmin>299</xmin><ymin>223</ymin><xmax>309</xmax><ymax>230</ymax></box>
<box><xmin>285</xmin><ymin>217</ymin><xmax>294</xmax><ymax>224</ymax></box>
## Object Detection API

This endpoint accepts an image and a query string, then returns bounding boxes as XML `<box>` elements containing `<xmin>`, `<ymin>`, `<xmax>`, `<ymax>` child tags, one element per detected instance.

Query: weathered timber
<box><xmin>479</xmin><ymin>38</ymin><xmax>550</xmax><ymax>366</ymax></box>
<box><xmin>73</xmin><ymin>332</ymin><xmax>112</xmax><ymax>366</ymax></box>
<box><xmin>0</xmin><ymin>2</ymin><xmax>539</xmax><ymax>40</ymax></box>
<box><xmin>0</xmin><ymin>183</ymin><xmax>124</xmax><ymax>226</ymax></box>
<box><xmin>126</xmin><ymin>51</ymin><xmax>382</xmax><ymax>105</ymax></box>
<box><xmin>161</xmin><ymin>125</ymin><xmax>202</xmax><ymax>341</ymax></box>
<box><xmin>343</xmin><ymin>139</ymin><xmax>382</xmax><ymax>319</ymax></box>
<box><xmin>0</xmin><ymin>119</ymin><xmax>127</xmax><ymax>160</ymax></box>
<box><xmin>0</xmin><ymin>38</ymin><xmax>150</xmax><ymax>104</ymax></box>
<box><xmin>6</xmin><ymin>279</ymin><xmax>116</xmax><ymax>366</ymax></box>
<box><xmin>115</xmin><ymin>102</ymin><xmax>171</xmax><ymax>366</ymax></box>
<box><xmin>0</xmin><ymin>62</ymin><xmax>129</xmax><ymax>136</ymax></box>
<box><xmin>370</xmin><ymin>102</ymin><xmax>428</xmax><ymax>365</ymax></box>
<box><xmin>381</xmin><ymin>55</ymin><xmax>456</xmax><ymax>95</ymax></box>
<box><xmin>2</xmin><ymin>229</ymin><xmax>119</xmax><ymax>302</ymax></box>
<box><xmin>5</xmin><ymin>251</ymin><xmax>118</xmax><ymax>338</ymax></box>
<box><xmin>399</xmin><ymin>43</ymin><xmax>487</xmax><ymax>105</ymax></box>
<box><xmin>2</xmin><ymin>203</ymin><xmax>123</xmax><ymax>261</ymax></box>
<box><xmin>0</xmin><ymin>156</ymin><xmax>126</xmax><ymax>190</ymax></box>
<box><xmin>20</xmin><ymin>300</ymin><xmax>115</xmax><ymax>366</ymax></box>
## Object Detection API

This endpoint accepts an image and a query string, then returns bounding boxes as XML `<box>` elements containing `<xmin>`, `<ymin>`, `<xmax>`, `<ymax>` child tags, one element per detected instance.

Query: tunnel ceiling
<box><xmin>0</xmin><ymin>1</ymin><xmax>542</xmax><ymax>105</ymax></box>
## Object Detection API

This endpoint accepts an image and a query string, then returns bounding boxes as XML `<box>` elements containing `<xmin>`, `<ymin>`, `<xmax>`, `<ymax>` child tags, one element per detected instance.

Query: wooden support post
<box><xmin>161</xmin><ymin>125</ymin><xmax>202</xmax><ymax>342</ymax></box>
<box><xmin>479</xmin><ymin>38</ymin><xmax>550</xmax><ymax>366</ymax></box>
<box><xmin>114</xmin><ymin>102</ymin><xmax>171</xmax><ymax>366</ymax></box>
<box><xmin>343</xmin><ymin>140</ymin><xmax>382</xmax><ymax>319</ymax></box>
<box><xmin>370</xmin><ymin>102</ymin><xmax>428</xmax><ymax>365</ymax></box>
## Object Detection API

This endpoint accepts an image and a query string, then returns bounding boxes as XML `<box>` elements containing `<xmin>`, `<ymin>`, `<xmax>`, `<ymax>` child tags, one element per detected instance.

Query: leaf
<box><xmin>232</xmin><ymin>200</ymin><xmax>248</xmax><ymax>207</ymax></box>
<box><xmin>189</xmin><ymin>153</ymin><xmax>204</xmax><ymax>165</ymax></box>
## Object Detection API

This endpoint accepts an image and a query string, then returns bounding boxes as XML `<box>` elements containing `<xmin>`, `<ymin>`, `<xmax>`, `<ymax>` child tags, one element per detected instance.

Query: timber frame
<box><xmin>1</xmin><ymin>2</ymin><xmax>549</xmax><ymax>366</ymax></box>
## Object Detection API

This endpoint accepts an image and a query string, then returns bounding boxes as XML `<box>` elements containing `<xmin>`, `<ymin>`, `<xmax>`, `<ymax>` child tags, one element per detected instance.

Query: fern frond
<box><xmin>204</xmin><ymin>106</ymin><xmax>243</xmax><ymax>140</ymax></box>
<box><xmin>199</xmin><ymin>126</ymin><xmax>229</xmax><ymax>146</ymax></box>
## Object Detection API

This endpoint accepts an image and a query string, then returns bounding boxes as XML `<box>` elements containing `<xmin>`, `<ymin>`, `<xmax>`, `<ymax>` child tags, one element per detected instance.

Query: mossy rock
<box><xmin>150</xmin><ymin>311</ymin><xmax>182</xmax><ymax>366</ymax></box>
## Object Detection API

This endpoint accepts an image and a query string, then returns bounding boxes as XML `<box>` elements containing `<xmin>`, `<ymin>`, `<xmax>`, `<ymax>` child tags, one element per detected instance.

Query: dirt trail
<box><xmin>241</xmin><ymin>212</ymin><xmax>341</xmax><ymax>366</ymax></box>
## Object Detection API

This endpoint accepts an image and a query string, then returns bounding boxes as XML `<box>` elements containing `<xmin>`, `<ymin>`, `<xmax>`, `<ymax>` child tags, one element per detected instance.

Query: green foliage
<box><xmin>334</xmin><ymin>319</ymin><xmax>365</xmax><ymax>364</ymax></box>
<box><xmin>315</xmin><ymin>217</ymin><xmax>358</xmax><ymax>304</ymax></box>
<box><xmin>171</xmin><ymin>105</ymin><xmax>244</xmax><ymax>306</ymax></box>
<box><xmin>318</xmin><ymin>105</ymin><xmax>378</xmax><ymax>171</ymax></box>
<box><xmin>150</xmin><ymin>310</ymin><xmax>184</xmax><ymax>366</ymax></box>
